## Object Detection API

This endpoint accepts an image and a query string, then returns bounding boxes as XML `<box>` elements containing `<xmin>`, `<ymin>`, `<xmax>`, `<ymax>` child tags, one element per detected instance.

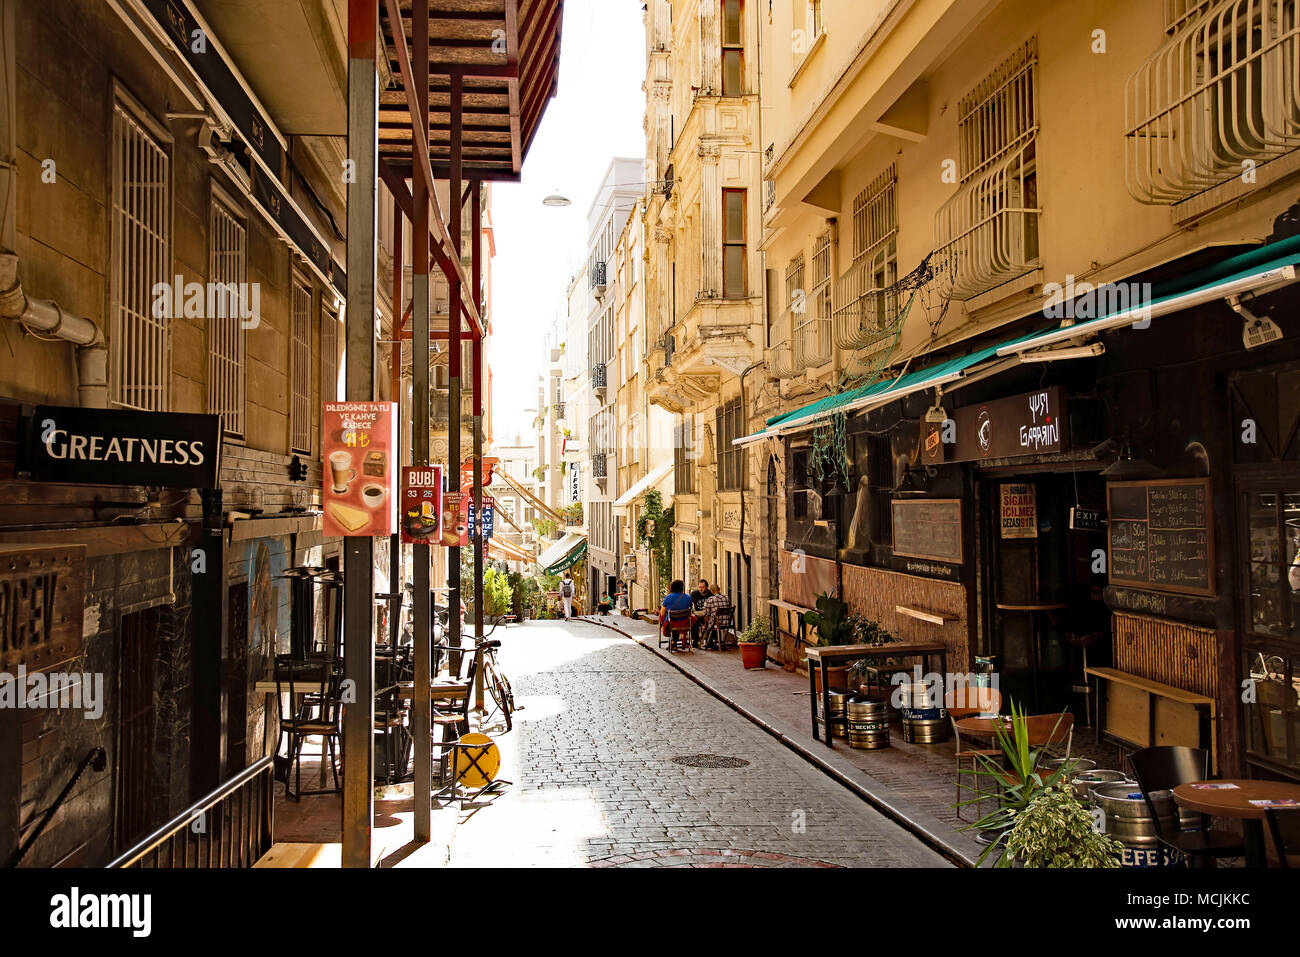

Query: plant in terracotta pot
<box><xmin>738</xmin><ymin>615</ymin><xmax>771</xmax><ymax>670</ymax></box>
<box><xmin>803</xmin><ymin>593</ymin><xmax>855</xmax><ymax>691</ymax></box>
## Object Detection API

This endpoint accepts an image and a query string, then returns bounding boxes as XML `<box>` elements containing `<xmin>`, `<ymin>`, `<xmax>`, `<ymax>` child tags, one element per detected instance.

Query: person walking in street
<box><xmin>615</xmin><ymin>580</ymin><xmax>629</xmax><ymax>616</ymax></box>
<box><xmin>560</xmin><ymin>571</ymin><xmax>575</xmax><ymax>620</ymax></box>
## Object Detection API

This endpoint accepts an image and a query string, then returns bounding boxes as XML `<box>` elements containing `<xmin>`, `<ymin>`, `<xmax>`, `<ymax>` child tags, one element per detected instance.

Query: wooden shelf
<box><xmin>895</xmin><ymin>604</ymin><xmax>957</xmax><ymax>626</ymax></box>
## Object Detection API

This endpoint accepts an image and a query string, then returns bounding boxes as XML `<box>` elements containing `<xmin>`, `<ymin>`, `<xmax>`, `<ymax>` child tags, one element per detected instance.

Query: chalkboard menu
<box><xmin>891</xmin><ymin>498</ymin><xmax>963</xmax><ymax>564</ymax></box>
<box><xmin>1106</xmin><ymin>478</ymin><xmax>1214</xmax><ymax>597</ymax></box>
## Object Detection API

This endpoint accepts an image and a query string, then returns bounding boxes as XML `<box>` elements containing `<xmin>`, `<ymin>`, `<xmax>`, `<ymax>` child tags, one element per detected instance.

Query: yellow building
<box><xmin>747</xmin><ymin>0</ymin><xmax>1300</xmax><ymax>776</ymax></box>
<box><xmin>642</xmin><ymin>0</ymin><xmax>767</xmax><ymax>629</ymax></box>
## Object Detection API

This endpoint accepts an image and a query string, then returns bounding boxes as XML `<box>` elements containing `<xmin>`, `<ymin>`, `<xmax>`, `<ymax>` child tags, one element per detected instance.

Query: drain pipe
<box><xmin>0</xmin><ymin>252</ymin><xmax>108</xmax><ymax>408</ymax></box>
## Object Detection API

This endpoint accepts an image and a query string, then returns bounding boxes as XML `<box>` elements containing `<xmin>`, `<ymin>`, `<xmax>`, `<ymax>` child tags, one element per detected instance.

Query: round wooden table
<box><xmin>1172</xmin><ymin>779</ymin><xmax>1300</xmax><ymax>866</ymax></box>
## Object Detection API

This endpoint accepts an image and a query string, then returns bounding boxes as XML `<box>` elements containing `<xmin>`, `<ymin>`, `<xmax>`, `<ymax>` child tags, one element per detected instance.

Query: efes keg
<box><xmin>1071</xmin><ymin>769</ymin><xmax>1129</xmax><ymax>802</ymax></box>
<box><xmin>900</xmin><ymin>707</ymin><xmax>950</xmax><ymax>744</ymax></box>
<box><xmin>817</xmin><ymin>688</ymin><xmax>855</xmax><ymax>740</ymax></box>
<box><xmin>847</xmin><ymin>695</ymin><xmax>890</xmax><ymax>750</ymax></box>
<box><xmin>1091</xmin><ymin>782</ymin><xmax>1183</xmax><ymax>868</ymax></box>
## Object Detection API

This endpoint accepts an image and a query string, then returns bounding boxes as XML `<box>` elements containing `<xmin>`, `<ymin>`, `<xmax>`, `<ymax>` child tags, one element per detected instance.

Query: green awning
<box><xmin>736</xmin><ymin>236</ymin><xmax>1300</xmax><ymax>447</ymax></box>
<box><xmin>539</xmin><ymin>532</ymin><xmax>587</xmax><ymax>574</ymax></box>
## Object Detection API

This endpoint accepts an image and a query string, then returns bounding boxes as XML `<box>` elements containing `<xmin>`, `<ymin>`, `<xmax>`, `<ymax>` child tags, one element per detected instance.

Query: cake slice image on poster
<box><xmin>322</xmin><ymin>402</ymin><xmax>397</xmax><ymax>538</ymax></box>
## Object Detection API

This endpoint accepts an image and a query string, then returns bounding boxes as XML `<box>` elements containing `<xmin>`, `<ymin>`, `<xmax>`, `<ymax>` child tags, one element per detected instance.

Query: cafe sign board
<box><xmin>922</xmin><ymin>387</ymin><xmax>1066</xmax><ymax>465</ymax></box>
<box><xmin>322</xmin><ymin>402</ymin><xmax>397</xmax><ymax>537</ymax></box>
<box><xmin>400</xmin><ymin>465</ymin><xmax>443</xmax><ymax>545</ymax></box>
<box><xmin>21</xmin><ymin>406</ymin><xmax>220</xmax><ymax>488</ymax></box>
<box><xmin>0</xmin><ymin>545</ymin><xmax>85</xmax><ymax>674</ymax></box>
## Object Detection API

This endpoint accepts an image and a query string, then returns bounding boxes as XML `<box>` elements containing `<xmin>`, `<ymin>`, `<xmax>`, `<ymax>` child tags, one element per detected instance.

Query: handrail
<box><xmin>6</xmin><ymin>747</ymin><xmax>107</xmax><ymax>868</ymax></box>
<box><xmin>107</xmin><ymin>755</ymin><xmax>274</xmax><ymax>868</ymax></box>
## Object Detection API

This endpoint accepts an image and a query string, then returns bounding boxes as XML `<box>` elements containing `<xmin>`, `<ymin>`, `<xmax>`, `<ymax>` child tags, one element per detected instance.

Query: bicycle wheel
<box><xmin>484</xmin><ymin>655</ymin><xmax>513</xmax><ymax>732</ymax></box>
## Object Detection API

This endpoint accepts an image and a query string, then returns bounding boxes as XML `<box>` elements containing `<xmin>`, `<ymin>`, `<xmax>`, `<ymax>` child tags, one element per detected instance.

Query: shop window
<box><xmin>785</xmin><ymin>442</ymin><xmax>845</xmax><ymax>558</ymax></box>
<box><xmin>1230</xmin><ymin>364</ymin><xmax>1300</xmax><ymax>464</ymax></box>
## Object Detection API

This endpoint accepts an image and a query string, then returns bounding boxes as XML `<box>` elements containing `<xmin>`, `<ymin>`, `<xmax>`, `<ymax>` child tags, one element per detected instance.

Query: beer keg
<box><xmin>847</xmin><ymin>695</ymin><xmax>890</xmax><ymax>750</ymax></box>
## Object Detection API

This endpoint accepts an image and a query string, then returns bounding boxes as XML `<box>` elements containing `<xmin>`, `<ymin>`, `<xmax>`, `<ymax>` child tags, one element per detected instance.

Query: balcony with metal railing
<box><xmin>590</xmin><ymin>260</ymin><xmax>608</xmax><ymax>295</ymax></box>
<box><xmin>833</xmin><ymin>257</ymin><xmax>902</xmax><ymax>352</ymax></box>
<box><xmin>933</xmin><ymin>143</ymin><xmax>1041</xmax><ymax>301</ymax></box>
<box><xmin>592</xmin><ymin>452</ymin><xmax>608</xmax><ymax>479</ymax></box>
<box><xmin>767</xmin><ymin>335</ymin><xmax>801</xmax><ymax>379</ymax></box>
<box><xmin>1126</xmin><ymin>0</ymin><xmax>1300</xmax><ymax>205</ymax></box>
<box><xmin>793</xmin><ymin>315</ymin><xmax>832</xmax><ymax>368</ymax></box>
<box><xmin>591</xmin><ymin>361</ymin><xmax>607</xmax><ymax>391</ymax></box>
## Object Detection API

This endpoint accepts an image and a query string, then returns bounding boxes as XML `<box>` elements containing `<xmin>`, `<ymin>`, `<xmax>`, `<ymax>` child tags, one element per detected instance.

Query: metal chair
<box><xmin>1265</xmin><ymin>806</ymin><xmax>1300</xmax><ymax>867</ymax></box>
<box><xmin>948</xmin><ymin>686</ymin><xmax>1003</xmax><ymax>822</ymax></box>
<box><xmin>703</xmin><ymin>605</ymin><xmax>736</xmax><ymax>650</ymax></box>
<box><xmin>1128</xmin><ymin>746</ymin><xmax>1246</xmax><ymax>868</ymax></box>
<box><xmin>660</xmin><ymin>608</ymin><xmax>693</xmax><ymax>652</ymax></box>
<box><xmin>274</xmin><ymin>654</ymin><xmax>343</xmax><ymax>801</ymax></box>
<box><xmin>373</xmin><ymin>650</ymin><xmax>410</xmax><ymax>784</ymax></box>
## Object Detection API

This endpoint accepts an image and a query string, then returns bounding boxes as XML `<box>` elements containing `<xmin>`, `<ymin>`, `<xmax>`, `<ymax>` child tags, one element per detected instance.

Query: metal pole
<box><xmin>343</xmin><ymin>0</ymin><xmax>378</xmax><ymax>869</ymax></box>
<box><xmin>448</xmin><ymin>74</ymin><xmax>463</xmax><ymax>667</ymax></box>
<box><xmin>410</xmin><ymin>0</ymin><xmax>433</xmax><ymax>842</ymax></box>
<box><xmin>471</xmin><ymin>180</ymin><xmax>485</xmax><ymax>711</ymax></box>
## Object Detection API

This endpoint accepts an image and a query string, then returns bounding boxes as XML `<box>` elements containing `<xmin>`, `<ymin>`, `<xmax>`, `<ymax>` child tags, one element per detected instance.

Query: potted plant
<box><xmin>738</xmin><ymin>616</ymin><xmax>771</xmax><ymax>669</ymax></box>
<box><xmin>960</xmin><ymin>702</ymin><xmax>1076</xmax><ymax>864</ymax></box>
<box><xmin>803</xmin><ymin>592</ymin><xmax>854</xmax><ymax>691</ymax></box>
<box><xmin>998</xmin><ymin>785</ymin><xmax>1124</xmax><ymax>868</ymax></box>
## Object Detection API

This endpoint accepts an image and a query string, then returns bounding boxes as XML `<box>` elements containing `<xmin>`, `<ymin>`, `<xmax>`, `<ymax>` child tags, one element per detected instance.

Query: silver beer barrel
<box><xmin>817</xmin><ymin>687</ymin><xmax>855</xmax><ymax>739</ymax></box>
<box><xmin>847</xmin><ymin>695</ymin><xmax>890</xmax><ymax>750</ymax></box>
<box><xmin>1071</xmin><ymin>769</ymin><xmax>1129</xmax><ymax>802</ymax></box>
<box><xmin>1091</xmin><ymin>782</ymin><xmax>1183</xmax><ymax>868</ymax></box>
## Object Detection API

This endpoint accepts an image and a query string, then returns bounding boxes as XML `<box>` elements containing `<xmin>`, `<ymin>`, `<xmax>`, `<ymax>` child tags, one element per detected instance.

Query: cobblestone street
<box><xmin>443</xmin><ymin>620</ymin><xmax>946</xmax><ymax>868</ymax></box>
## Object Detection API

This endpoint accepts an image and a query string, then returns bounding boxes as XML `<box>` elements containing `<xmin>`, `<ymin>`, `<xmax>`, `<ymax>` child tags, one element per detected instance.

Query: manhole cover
<box><xmin>671</xmin><ymin>753</ymin><xmax>750</xmax><ymax>768</ymax></box>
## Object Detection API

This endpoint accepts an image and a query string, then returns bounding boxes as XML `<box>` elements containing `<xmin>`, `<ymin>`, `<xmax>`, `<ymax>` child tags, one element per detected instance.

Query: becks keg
<box><xmin>847</xmin><ymin>695</ymin><xmax>890</xmax><ymax>750</ymax></box>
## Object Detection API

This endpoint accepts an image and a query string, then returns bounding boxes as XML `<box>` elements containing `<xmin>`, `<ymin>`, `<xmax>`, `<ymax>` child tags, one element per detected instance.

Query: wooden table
<box><xmin>397</xmin><ymin>679</ymin><xmax>469</xmax><ymax>700</ymax></box>
<box><xmin>1086</xmin><ymin>667</ymin><xmax>1217</xmax><ymax>773</ymax></box>
<box><xmin>1172</xmin><ymin>779</ymin><xmax>1300</xmax><ymax>866</ymax></box>
<box><xmin>805</xmin><ymin>640</ymin><xmax>948</xmax><ymax>748</ymax></box>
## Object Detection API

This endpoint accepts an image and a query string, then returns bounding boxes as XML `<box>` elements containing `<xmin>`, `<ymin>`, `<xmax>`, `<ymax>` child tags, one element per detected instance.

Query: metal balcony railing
<box><xmin>767</xmin><ymin>336</ymin><xmax>802</xmax><ymax>379</ymax></box>
<box><xmin>1127</xmin><ymin>0</ymin><xmax>1300</xmax><ymax>204</ymax></box>
<box><xmin>933</xmin><ymin>143</ymin><xmax>1041</xmax><ymax>300</ymax></box>
<box><xmin>591</xmin><ymin>362</ymin><xmax>607</xmax><ymax>390</ymax></box>
<box><xmin>834</xmin><ymin>257</ymin><xmax>902</xmax><ymax>350</ymax></box>
<box><xmin>590</xmin><ymin>260</ymin><xmax>608</xmax><ymax>294</ymax></box>
<box><xmin>592</xmin><ymin>453</ymin><xmax>608</xmax><ymax>479</ymax></box>
<box><xmin>794</xmin><ymin>315</ymin><xmax>833</xmax><ymax>368</ymax></box>
<box><xmin>554</xmin><ymin>400</ymin><xmax>566</xmax><ymax>420</ymax></box>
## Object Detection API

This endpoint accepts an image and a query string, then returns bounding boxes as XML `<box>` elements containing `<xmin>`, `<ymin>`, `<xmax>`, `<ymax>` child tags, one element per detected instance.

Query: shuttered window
<box><xmin>208</xmin><ymin>196</ymin><xmax>246</xmax><ymax>436</ymax></box>
<box><xmin>290</xmin><ymin>277</ymin><xmax>313</xmax><ymax>454</ymax></box>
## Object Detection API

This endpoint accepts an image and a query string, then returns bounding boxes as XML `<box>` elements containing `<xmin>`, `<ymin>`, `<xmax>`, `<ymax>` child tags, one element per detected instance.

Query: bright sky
<box><xmin>489</xmin><ymin>0</ymin><xmax>646</xmax><ymax>444</ymax></box>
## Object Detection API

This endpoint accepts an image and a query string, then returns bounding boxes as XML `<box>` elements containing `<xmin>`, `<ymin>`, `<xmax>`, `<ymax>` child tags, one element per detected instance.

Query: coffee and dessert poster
<box><xmin>400</xmin><ymin>464</ymin><xmax>443</xmax><ymax>545</ymax></box>
<box><xmin>322</xmin><ymin>402</ymin><xmax>397</xmax><ymax>537</ymax></box>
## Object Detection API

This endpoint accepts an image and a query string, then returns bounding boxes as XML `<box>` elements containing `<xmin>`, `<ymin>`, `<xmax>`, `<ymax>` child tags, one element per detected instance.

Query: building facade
<box><xmin>744</xmin><ymin>0</ymin><xmax>1300</xmax><ymax>780</ymax></box>
<box><xmin>641</xmin><ymin>0</ymin><xmax>766</xmax><ymax>629</ymax></box>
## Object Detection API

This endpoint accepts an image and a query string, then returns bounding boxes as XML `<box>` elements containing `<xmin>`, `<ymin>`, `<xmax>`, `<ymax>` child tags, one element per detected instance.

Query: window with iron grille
<box><xmin>785</xmin><ymin>254</ymin><xmax>805</xmax><ymax>319</ymax></box>
<box><xmin>674</xmin><ymin>416</ymin><xmax>696</xmax><ymax>495</ymax></box>
<box><xmin>722</xmin><ymin>0</ymin><xmax>745</xmax><ymax>95</ymax></box>
<box><xmin>110</xmin><ymin>96</ymin><xmax>171</xmax><ymax>412</ymax></box>
<box><xmin>852</xmin><ymin>165</ymin><xmax>898</xmax><ymax>267</ymax></box>
<box><xmin>715</xmin><ymin>399</ymin><xmax>746</xmax><ymax>491</ymax></box>
<box><xmin>811</xmin><ymin>231</ymin><xmax>832</xmax><ymax>319</ymax></box>
<box><xmin>723</xmin><ymin>189</ymin><xmax>747</xmax><ymax>297</ymax></box>
<box><xmin>834</xmin><ymin>164</ymin><xmax>899</xmax><ymax>347</ymax></box>
<box><xmin>957</xmin><ymin>40</ymin><xmax>1038</xmax><ymax>183</ymax></box>
<box><xmin>934</xmin><ymin>41</ymin><xmax>1040</xmax><ymax>299</ymax></box>
<box><xmin>321</xmin><ymin>303</ymin><xmax>339</xmax><ymax>406</ymax></box>
<box><xmin>290</xmin><ymin>277</ymin><xmax>312</xmax><ymax>455</ymax></box>
<box><xmin>208</xmin><ymin>195</ymin><xmax>246</xmax><ymax>436</ymax></box>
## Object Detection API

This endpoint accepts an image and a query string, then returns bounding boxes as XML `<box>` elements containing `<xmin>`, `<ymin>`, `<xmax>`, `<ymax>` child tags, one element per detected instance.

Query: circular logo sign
<box><xmin>976</xmin><ymin>407</ymin><xmax>993</xmax><ymax>457</ymax></box>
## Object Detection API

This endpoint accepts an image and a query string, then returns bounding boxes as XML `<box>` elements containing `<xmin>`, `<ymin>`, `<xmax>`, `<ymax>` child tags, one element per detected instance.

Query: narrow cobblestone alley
<box><xmin>443</xmin><ymin>620</ymin><xmax>947</xmax><ymax>868</ymax></box>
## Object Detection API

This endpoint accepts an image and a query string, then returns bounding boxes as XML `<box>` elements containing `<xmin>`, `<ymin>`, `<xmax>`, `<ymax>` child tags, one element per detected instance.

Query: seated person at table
<box><xmin>702</xmin><ymin>585</ymin><xmax>732</xmax><ymax>629</ymax></box>
<box><xmin>659</xmin><ymin>580</ymin><xmax>694</xmax><ymax>636</ymax></box>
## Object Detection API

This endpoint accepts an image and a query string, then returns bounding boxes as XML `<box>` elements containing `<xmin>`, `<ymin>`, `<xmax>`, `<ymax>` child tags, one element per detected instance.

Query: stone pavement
<box><xmin>579</xmin><ymin>612</ymin><xmax>1124</xmax><ymax>866</ymax></box>
<box><xmin>442</xmin><ymin>618</ymin><xmax>947</xmax><ymax>867</ymax></box>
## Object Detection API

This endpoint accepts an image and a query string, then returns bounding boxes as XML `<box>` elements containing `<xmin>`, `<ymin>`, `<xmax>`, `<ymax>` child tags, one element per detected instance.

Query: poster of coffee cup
<box><xmin>322</xmin><ymin>401</ymin><xmax>397</xmax><ymax>537</ymax></box>
<box><xmin>440</xmin><ymin>490</ymin><xmax>467</xmax><ymax>547</ymax></box>
<box><xmin>400</xmin><ymin>465</ymin><xmax>443</xmax><ymax>545</ymax></box>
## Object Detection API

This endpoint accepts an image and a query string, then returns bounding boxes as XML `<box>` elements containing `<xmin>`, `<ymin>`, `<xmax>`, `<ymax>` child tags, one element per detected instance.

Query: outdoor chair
<box><xmin>373</xmin><ymin>652</ymin><xmax>410</xmax><ymax>785</ymax></box>
<box><xmin>431</xmin><ymin>656</ymin><xmax>478</xmax><ymax>785</ymax></box>
<box><xmin>948</xmin><ymin>686</ymin><xmax>1003</xmax><ymax>822</ymax></box>
<box><xmin>1265</xmin><ymin>806</ymin><xmax>1300</xmax><ymax>867</ymax></box>
<box><xmin>274</xmin><ymin>654</ymin><xmax>344</xmax><ymax>801</ymax></box>
<box><xmin>703</xmin><ymin>605</ymin><xmax>736</xmax><ymax>651</ymax></box>
<box><xmin>1128</xmin><ymin>746</ymin><xmax>1246</xmax><ymax>868</ymax></box>
<box><xmin>660</xmin><ymin>608</ymin><xmax>693</xmax><ymax>652</ymax></box>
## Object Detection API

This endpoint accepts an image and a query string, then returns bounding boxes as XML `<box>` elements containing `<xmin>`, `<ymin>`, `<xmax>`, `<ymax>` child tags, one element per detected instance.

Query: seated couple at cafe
<box><xmin>659</xmin><ymin>579</ymin><xmax>732</xmax><ymax>648</ymax></box>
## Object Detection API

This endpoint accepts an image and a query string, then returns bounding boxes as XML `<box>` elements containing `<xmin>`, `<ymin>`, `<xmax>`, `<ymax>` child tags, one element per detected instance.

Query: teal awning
<box><xmin>539</xmin><ymin>532</ymin><xmax>588</xmax><ymax>574</ymax></box>
<box><xmin>736</xmin><ymin>236</ymin><xmax>1300</xmax><ymax>447</ymax></box>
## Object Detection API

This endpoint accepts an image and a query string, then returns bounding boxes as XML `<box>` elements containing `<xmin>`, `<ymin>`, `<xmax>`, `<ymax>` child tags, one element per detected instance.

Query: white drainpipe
<box><xmin>0</xmin><ymin>252</ymin><xmax>109</xmax><ymax>408</ymax></box>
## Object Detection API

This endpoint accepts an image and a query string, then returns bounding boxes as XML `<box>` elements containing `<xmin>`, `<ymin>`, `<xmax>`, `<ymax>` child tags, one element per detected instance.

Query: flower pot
<box><xmin>812</xmin><ymin>664</ymin><xmax>851</xmax><ymax>692</ymax></box>
<box><xmin>740</xmin><ymin>643</ymin><xmax>767</xmax><ymax>669</ymax></box>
